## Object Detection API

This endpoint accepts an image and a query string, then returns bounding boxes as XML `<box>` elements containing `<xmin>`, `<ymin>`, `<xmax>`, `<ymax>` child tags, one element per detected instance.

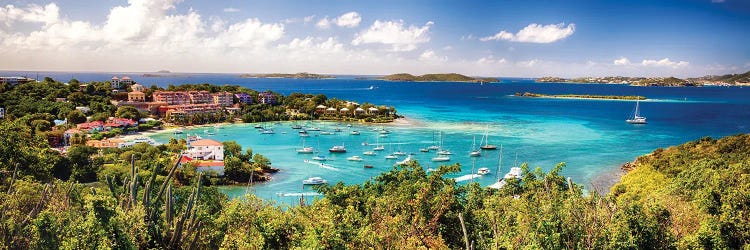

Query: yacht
<box><xmin>428</xmin><ymin>145</ymin><xmax>440</xmax><ymax>150</ymax></box>
<box><xmin>320</xmin><ymin>131</ymin><xmax>334</xmax><ymax>135</ymax></box>
<box><xmin>261</xmin><ymin>129</ymin><xmax>275</xmax><ymax>134</ymax></box>
<box><xmin>291</xmin><ymin>124</ymin><xmax>302</xmax><ymax>129</ymax></box>
<box><xmin>363</xmin><ymin>151</ymin><xmax>377</xmax><ymax>156</ymax></box>
<box><xmin>385</xmin><ymin>154</ymin><xmax>398</xmax><ymax>160</ymax></box>
<box><xmin>419</xmin><ymin>148</ymin><xmax>430</xmax><ymax>152</ymax></box>
<box><xmin>437</xmin><ymin>150</ymin><xmax>452</xmax><ymax>155</ymax></box>
<box><xmin>477</xmin><ymin>167</ymin><xmax>491</xmax><ymax>175</ymax></box>
<box><xmin>393</xmin><ymin>151</ymin><xmax>407</xmax><ymax>156</ymax></box>
<box><xmin>480</xmin><ymin>126</ymin><xmax>498</xmax><ymax>150</ymax></box>
<box><xmin>364</xmin><ymin>165</ymin><xmax>374</xmax><ymax>169</ymax></box>
<box><xmin>432</xmin><ymin>156</ymin><xmax>450</xmax><ymax>162</ymax></box>
<box><xmin>396</xmin><ymin>155</ymin><xmax>413</xmax><ymax>165</ymax></box>
<box><xmin>626</xmin><ymin>100</ymin><xmax>648</xmax><ymax>124</ymax></box>
<box><xmin>350</xmin><ymin>130</ymin><xmax>360</xmax><ymax>135</ymax></box>
<box><xmin>373</xmin><ymin>145</ymin><xmax>385</xmax><ymax>151</ymax></box>
<box><xmin>469</xmin><ymin>135</ymin><xmax>481</xmax><ymax>157</ymax></box>
<box><xmin>329</xmin><ymin>145</ymin><xmax>347</xmax><ymax>153</ymax></box>
<box><xmin>254</xmin><ymin>124</ymin><xmax>263</xmax><ymax>129</ymax></box>
<box><xmin>297</xmin><ymin>147</ymin><xmax>314</xmax><ymax>154</ymax></box>
<box><xmin>302</xmin><ymin>177</ymin><xmax>327</xmax><ymax>185</ymax></box>
<box><xmin>307</xmin><ymin>127</ymin><xmax>321</xmax><ymax>131</ymax></box>
<box><xmin>347</xmin><ymin>155</ymin><xmax>363</xmax><ymax>161</ymax></box>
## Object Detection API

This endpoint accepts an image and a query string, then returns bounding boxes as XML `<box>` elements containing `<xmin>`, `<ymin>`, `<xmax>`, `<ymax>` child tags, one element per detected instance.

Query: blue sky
<box><xmin>1</xmin><ymin>0</ymin><xmax>748</xmax><ymax>77</ymax></box>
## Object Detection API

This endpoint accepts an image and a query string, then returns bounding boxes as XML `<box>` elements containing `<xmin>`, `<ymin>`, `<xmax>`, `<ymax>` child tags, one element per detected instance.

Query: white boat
<box><xmin>302</xmin><ymin>177</ymin><xmax>327</xmax><ymax>185</ymax></box>
<box><xmin>504</xmin><ymin>167</ymin><xmax>523</xmax><ymax>179</ymax></box>
<box><xmin>480</xmin><ymin>126</ymin><xmax>498</xmax><ymax>150</ymax></box>
<box><xmin>297</xmin><ymin>147</ymin><xmax>314</xmax><ymax>154</ymax></box>
<box><xmin>393</xmin><ymin>151</ymin><xmax>407</xmax><ymax>156</ymax></box>
<box><xmin>419</xmin><ymin>148</ymin><xmax>429</xmax><ymax>152</ymax></box>
<box><xmin>261</xmin><ymin>129</ymin><xmax>275</xmax><ymax>134</ymax></box>
<box><xmin>329</xmin><ymin>145</ymin><xmax>347</xmax><ymax>153</ymax></box>
<box><xmin>385</xmin><ymin>154</ymin><xmax>398</xmax><ymax>160</ymax></box>
<box><xmin>626</xmin><ymin>99</ymin><xmax>647</xmax><ymax>124</ymax></box>
<box><xmin>477</xmin><ymin>167</ymin><xmax>491</xmax><ymax>175</ymax></box>
<box><xmin>469</xmin><ymin>150</ymin><xmax>481</xmax><ymax>157</ymax></box>
<box><xmin>350</xmin><ymin>130</ymin><xmax>360</xmax><ymax>135</ymax></box>
<box><xmin>312</xmin><ymin>155</ymin><xmax>328</xmax><ymax>161</ymax></box>
<box><xmin>363</xmin><ymin>151</ymin><xmax>377</xmax><ymax>156</ymax></box>
<box><xmin>254</xmin><ymin>124</ymin><xmax>263</xmax><ymax>129</ymax></box>
<box><xmin>428</xmin><ymin>145</ymin><xmax>440</xmax><ymax>150</ymax></box>
<box><xmin>432</xmin><ymin>156</ymin><xmax>450</xmax><ymax>162</ymax></box>
<box><xmin>347</xmin><ymin>155</ymin><xmax>363</xmax><ymax>161</ymax></box>
<box><xmin>320</xmin><ymin>131</ymin><xmax>334</xmax><ymax>135</ymax></box>
<box><xmin>307</xmin><ymin>127</ymin><xmax>321</xmax><ymax>131</ymax></box>
<box><xmin>396</xmin><ymin>155</ymin><xmax>413</xmax><ymax>165</ymax></box>
<box><xmin>373</xmin><ymin>145</ymin><xmax>385</xmax><ymax>151</ymax></box>
<box><xmin>173</xmin><ymin>129</ymin><xmax>184</xmax><ymax>134</ymax></box>
<box><xmin>437</xmin><ymin>150</ymin><xmax>452</xmax><ymax>155</ymax></box>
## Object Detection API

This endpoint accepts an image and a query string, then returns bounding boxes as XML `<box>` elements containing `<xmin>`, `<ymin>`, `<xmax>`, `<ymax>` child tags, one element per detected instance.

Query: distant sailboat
<box><xmin>626</xmin><ymin>99</ymin><xmax>648</xmax><ymax>124</ymax></box>
<box><xmin>469</xmin><ymin>135</ymin><xmax>481</xmax><ymax>157</ymax></box>
<box><xmin>480</xmin><ymin>126</ymin><xmax>498</xmax><ymax>150</ymax></box>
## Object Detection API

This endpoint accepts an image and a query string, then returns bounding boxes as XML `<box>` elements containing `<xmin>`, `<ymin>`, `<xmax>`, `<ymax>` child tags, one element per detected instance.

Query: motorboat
<box><xmin>312</xmin><ymin>155</ymin><xmax>328</xmax><ymax>161</ymax></box>
<box><xmin>385</xmin><ymin>154</ymin><xmax>398</xmax><ymax>160</ymax></box>
<box><xmin>350</xmin><ymin>130</ymin><xmax>360</xmax><ymax>135</ymax></box>
<box><xmin>477</xmin><ymin>167</ymin><xmax>491</xmax><ymax>175</ymax></box>
<box><xmin>363</xmin><ymin>151</ymin><xmax>377</xmax><ymax>156</ymax></box>
<box><xmin>329</xmin><ymin>145</ymin><xmax>347</xmax><ymax>153</ymax></box>
<box><xmin>297</xmin><ymin>147</ymin><xmax>314</xmax><ymax>154</ymax></box>
<box><xmin>302</xmin><ymin>177</ymin><xmax>327</xmax><ymax>185</ymax></box>
<box><xmin>347</xmin><ymin>156</ymin><xmax>363</xmax><ymax>161</ymax></box>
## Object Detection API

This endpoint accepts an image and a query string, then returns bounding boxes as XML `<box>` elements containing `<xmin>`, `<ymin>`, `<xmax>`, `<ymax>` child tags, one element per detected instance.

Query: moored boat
<box><xmin>329</xmin><ymin>145</ymin><xmax>347</xmax><ymax>153</ymax></box>
<box><xmin>302</xmin><ymin>177</ymin><xmax>327</xmax><ymax>185</ymax></box>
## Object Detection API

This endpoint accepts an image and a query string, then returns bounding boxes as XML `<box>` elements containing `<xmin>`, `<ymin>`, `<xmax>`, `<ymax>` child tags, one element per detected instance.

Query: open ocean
<box><xmin>5</xmin><ymin>71</ymin><xmax>750</xmax><ymax>203</ymax></box>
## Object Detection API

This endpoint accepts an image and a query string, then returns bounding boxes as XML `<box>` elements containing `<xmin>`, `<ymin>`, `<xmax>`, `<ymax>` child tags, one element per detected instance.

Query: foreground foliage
<box><xmin>2</xmin><ymin>117</ymin><xmax>749</xmax><ymax>248</ymax></box>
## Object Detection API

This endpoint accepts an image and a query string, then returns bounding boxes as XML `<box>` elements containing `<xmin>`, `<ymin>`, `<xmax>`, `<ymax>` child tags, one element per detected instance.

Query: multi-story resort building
<box><xmin>111</xmin><ymin>76</ymin><xmax>133</xmax><ymax>89</ymax></box>
<box><xmin>258</xmin><ymin>92</ymin><xmax>277</xmax><ymax>105</ymax></box>
<box><xmin>212</xmin><ymin>92</ymin><xmax>234</xmax><ymax>107</ymax></box>
<box><xmin>235</xmin><ymin>93</ymin><xmax>253</xmax><ymax>104</ymax></box>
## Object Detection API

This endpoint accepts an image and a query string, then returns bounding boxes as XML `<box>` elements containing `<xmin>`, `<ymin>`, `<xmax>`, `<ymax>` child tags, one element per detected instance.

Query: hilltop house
<box><xmin>185</xmin><ymin>139</ymin><xmax>224</xmax><ymax>160</ymax></box>
<box><xmin>111</xmin><ymin>76</ymin><xmax>133</xmax><ymax>89</ymax></box>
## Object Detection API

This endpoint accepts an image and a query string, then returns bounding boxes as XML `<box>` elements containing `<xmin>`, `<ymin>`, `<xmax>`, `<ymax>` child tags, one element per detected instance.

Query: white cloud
<box><xmin>517</xmin><ymin>59</ymin><xmax>539</xmax><ymax>67</ymax></box>
<box><xmin>304</xmin><ymin>15</ymin><xmax>315</xmax><ymax>23</ymax></box>
<box><xmin>613</xmin><ymin>57</ymin><xmax>630</xmax><ymax>65</ymax></box>
<box><xmin>315</xmin><ymin>17</ymin><xmax>331</xmax><ymax>29</ymax></box>
<box><xmin>222</xmin><ymin>7</ymin><xmax>239</xmax><ymax>13</ymax></box>
<box><xmin>0</xmin><ymin>3</ymin><xmax>60</xmax><ymax>27</ymax></box>
<box><xmin>477</xmin><ymin>55</ymin><xmax>507</xmax><ymax>65</ymax></box>
<box><xmin>641</xmin><ymin>58</ymin><xmax>689</xmax><ymax>68</ymax></box>
<box><xmin>335</xmin><ymin>11</ymin><xmax>361</xmax><ymax>28</ymax></box>
<box><xmin>352</xmin><ymin>20</ymin><xmax>433</xmax><ymax>51</ymax></box>
<box><xmin>480</xmin><ymin>23</ymin><xmax>575</xmax><ymax>43</ymax></box>
<box><xmin>419</xmin><ymin>50</ymin><xmax>447</xmax><ymax>62</ymax></box>
<box><xmin>460</xmin><ymin>34</ymin><xmax>475</xmax><ymax>41</ymax></box>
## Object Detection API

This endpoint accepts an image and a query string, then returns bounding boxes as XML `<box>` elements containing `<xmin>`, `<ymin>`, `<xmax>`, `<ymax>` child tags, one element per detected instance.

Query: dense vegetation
<box><xmin>517</xmin><ymin>92</ymin><xmax>647</xmax><ymax>100</ymax></box>
<box><xmin>3</xmin><ymin>104</ymin><xmax>750</xmax><ymax>249</ymax></box>
<box><xmin>381</xmin><ymin>73</ymin><xmax>499</xmax><ymax>83</ymax></box>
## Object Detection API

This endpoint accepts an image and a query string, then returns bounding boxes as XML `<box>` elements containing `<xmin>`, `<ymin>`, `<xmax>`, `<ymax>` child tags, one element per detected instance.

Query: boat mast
<box><xmin>496</xmin><ymin>145</ymin><xmax>503</xmax><ymax>181</ymax></box>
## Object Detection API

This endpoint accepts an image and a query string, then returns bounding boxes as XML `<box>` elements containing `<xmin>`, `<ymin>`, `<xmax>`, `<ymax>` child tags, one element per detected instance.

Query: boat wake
<box><xmin>304</xmin><ymin>160</ymin><xmax>340</xmax><ymax>171</ymax></box>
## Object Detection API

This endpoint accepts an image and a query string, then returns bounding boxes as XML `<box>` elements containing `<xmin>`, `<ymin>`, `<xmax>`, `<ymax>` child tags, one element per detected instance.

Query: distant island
<box><xmin>516</xmin><ymin>92</ymin><xmax>646</xmax><ymax>100</ymax></box>
<box><xmin>239</xmin><ymin>72</ymin><xmax>334</xmax><ymax>79</ymax></box>
<box><xmin>157</xmin><ymin>69</ymin><xmax>171</xmax><ymax>73</ymax></box>
<box><xmin>536</xmin><ymin>71</ymin><xmax>750</xmax><ymax>87</ymax></box>
<box><xmin>380</xmin><ymin>73</ymin><xmax>499</xmax><ymax>83</ymax></box>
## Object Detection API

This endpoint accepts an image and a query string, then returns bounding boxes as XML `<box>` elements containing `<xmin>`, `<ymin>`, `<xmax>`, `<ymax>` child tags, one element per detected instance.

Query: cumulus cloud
<box><xmin>477</xmin><ymin>55</ymin><xmax>507</xmax><ymax>65</ymax></box>
<box><xmin>641</xmin><ymin>58</ymin><xmax>689</xmax><ymax>68</ymax></box>
<box><xmin>480</xmin><ymin>23</ymin><xmax>575</xmax><ymax>43</ymax></box>
<box><xmin>222</xmin><ymin>7</ymin><xmax>239</xmax><ymax>13</ymax></box>
<box><xmin>613</xmin><ymin>57</ymin><xmax>630</xmax><ymax>65</ymax></box>
<box><xmin>335</xmin><ymin>11</ymin><xmax>361</xmax><ymax>28</ymax></box>
<box><xmin>352</xmin><ymin>20</ymin><xmax>433</xmax><ymax>51</ymax></box>
<box><xmin>315</xmin><ymin>17</ymin><xmax>331</xmax><ymax>29</ymax></box>
<box><xmin>315</xmin><ymin>12</ymin><xmax>360</xmax><ymax>29</ymax></box>
<box><xmin>419</xmin><ymin>50</ymin><xmax>447</xmax><ymax>62</ymax></box>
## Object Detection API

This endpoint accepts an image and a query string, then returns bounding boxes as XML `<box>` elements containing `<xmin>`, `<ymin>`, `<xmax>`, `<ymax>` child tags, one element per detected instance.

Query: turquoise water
<box><xmin>5</xmin><ymin>71</ymin><xmax>748</xmax><ymax>203</ymax></box>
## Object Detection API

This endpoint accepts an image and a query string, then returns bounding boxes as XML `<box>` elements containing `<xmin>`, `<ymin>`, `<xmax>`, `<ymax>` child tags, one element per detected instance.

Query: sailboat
<box><xmin>373</xmin><ymin>136</ymin><xmax>385</xmax><ymax>151</ymax></box>
<box><xmin>626</xmin><ymin>99</ymin><xmax>648</xmax><ymax>124</ymax></box>
<box><xmin>296</xmin><ymin>137</ymin><xmax>314</xmax><ymax>154</ymax></box>
<box><xmin>480</xmin><ymin>126</ymin><xmax>498</xmax><ymax>150</ymax></box>
<box><xmin>469</xmin><ymin>135</ymin><xmax>481</xmax><ymax>157</ymax></box>
<box><xmin>428</xmin><ymin>131</ymin><xmax>440</xmax><ymax>150</ymax></box>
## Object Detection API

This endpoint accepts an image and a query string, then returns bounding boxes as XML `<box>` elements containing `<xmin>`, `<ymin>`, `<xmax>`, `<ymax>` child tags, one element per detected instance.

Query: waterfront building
<box><xmin>235</xmin><ymin>93</ymin><xmax>253</xmax><ymax>104</ymax></box>
<box><xmin>160</xmin><ymin>103</ymin><xmax>222</xmax><ymax>118</ymax></box>
<box><xmin>86</xmin><ymin>138</ymin><xmax>126</xmax><ymax>148</ymax></box>
<box><xmin>258</xmin><ymin>92</ymin><xmax>277</xmax><ymax>105</ymax></box>
<box><xmin>128</xmin><ymin>91</ymin><xmax>146</xmax><ymax>102</ymax></box>
<box><xmin>186</xmin><ymin>139</ymin><xmax>224</xmax><ymax>161</ymax></box>
<box><xmin>188</xmin><ymin>91</ymin><xmax>212</xmax><ymax>104</ymax></box>
<box><xmin>368</xmin><ymin>107</ymin><xmax>379</xmax><ymax>114</ymax></box>
<box><xmin>354</xmin><ymin>107</ymin><xmax>365</xmax><ymax>115</ymax></box>
<box><xmin>340</xmin><ymin>107</ymin><xmax>350</xmax><ymax>114</ymax></box>
<box><xmin>153</xmin><ymin>91</ymin><xmax>191</xmax><ymax>105</ymax></box>
<box><xmin>130</xmin><ymin>83</ymin><xmax>147</xmax><ymax>92</ymax></box>
<box><xmin>111</xmin><ymin>76</ymin><xmax>133</xmax><ymax>89</ymax></box>
<box><xmin>315</xmin><ymin>105</ymin><xmax>327</xmax><ymax>114</ymax></box>
<box><xmin>212</xmin><ymin>92</ymin><xmax>234</xmax><ymax>106</ymax></box>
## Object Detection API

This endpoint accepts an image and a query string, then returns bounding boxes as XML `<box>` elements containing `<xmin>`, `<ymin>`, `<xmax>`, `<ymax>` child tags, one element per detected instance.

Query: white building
<box><xmin>185</xmin><ymin>139</ymin><xmax>224</xmax><ymax>160</ymax></box>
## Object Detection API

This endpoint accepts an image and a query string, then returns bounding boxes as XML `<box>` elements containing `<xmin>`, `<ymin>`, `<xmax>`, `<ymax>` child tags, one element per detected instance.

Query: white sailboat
<box><xmin>480</xmin><ymin>126</ymin><xmax>498</xmax><ymax>150</ymax></box>
<box><xmin>626</xmin><ymin>99</ymin><xmax>647</xmax><ymax>124</ymax></box>
<box><xmin>469</xmin><ymin>135</ymin><xmax>481</xmax><ymax>157</ymax></box>
<box><xmin>296</xmin><ymin>137</ymin><xmax>314</xmax><ymax>154</ymax></box>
